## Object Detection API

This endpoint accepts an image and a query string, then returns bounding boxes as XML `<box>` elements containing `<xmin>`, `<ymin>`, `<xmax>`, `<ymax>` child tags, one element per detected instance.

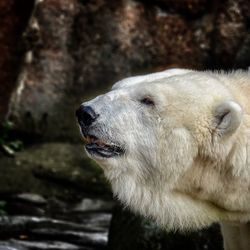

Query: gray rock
<box><xmin>80</xmin><ymin>213</ymin><xmax>112</xmax><ymax>232</ymax></box>
<box><xmin>0</xmin><ymin>242</ymin><xmax>28</xmax><ymax>250</ymax></box>
<box><xmin>0</xmin><ymin>212</ymin><xmax>112</xmax><ymax>233</ymax></box>
<box><xmin>0</xmin><ymin>0</ymin><xmax>33</xmax><ymax>122</ymax></box>
<box><xmin>0</xmin><ymin>214</ymin><xmax>110</xmax><ymax>248</ymax></box>
<box><xmin>0</xmin><ymin>242</ymin><xmax>27</xmax><ymax>250</ymax></box>
<box><xmin>235</xmin><ymin>33</ymin><xmax>250</xmax><ymax>68</ymax></box>
<box><xmin>73</xmin><ymin>199</ymin><xmax>114</xmax><ymax>213</ymax></box>
<box><xmin>0</xmin><ymin>143</ymin><xmax>110</xmax><ymax>198</ymax></box>
<box><xmin>0</xmin><ymin>215</ymin><xmax>106</xmax><ymax>234</ymax></box>
<box><xmin>0</xmin><ymin>240</ymin><xmax>96</xmax><ymax>250</ymax></box>
<box><xmin>213</xmin><ymin>0</ymin><xmax>250</xmax><ymax>69</ymax></box>
<box><xmin>9</xmin><ymin>240</ymin><xmax>81</xmax><ymax>250</ymax></box>
<box><xmin>141</xmin><ymin>0</ymin><xmax>209</xmax><ymax>15</ymax></box>
<box><xmin>31</xmin><ymin>229</ymin><xmax>108</xmax><ymax>248</ymax></box>
<box><xmin>15</xmin><ymin>194</ymin><xmax>47</xmax><ymax>205</ymax></box>
<box><xmin>0</xmin><ymin>193</ymin><xmax>113</xmax><ymax>249</ymax></box>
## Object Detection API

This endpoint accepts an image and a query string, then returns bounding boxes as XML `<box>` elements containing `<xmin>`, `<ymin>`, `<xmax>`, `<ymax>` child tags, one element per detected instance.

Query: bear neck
<box><xmin>108</xmin><ymin>170</ymin><xmax>223</xmax><ymax>230</ymax></box>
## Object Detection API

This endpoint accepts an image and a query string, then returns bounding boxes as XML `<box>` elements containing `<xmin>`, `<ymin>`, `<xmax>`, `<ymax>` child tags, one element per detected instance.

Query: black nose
<box><xmin>76</xmin><ymin>105</ymin><xmax>99</xmax><ymax>126</ymax></box>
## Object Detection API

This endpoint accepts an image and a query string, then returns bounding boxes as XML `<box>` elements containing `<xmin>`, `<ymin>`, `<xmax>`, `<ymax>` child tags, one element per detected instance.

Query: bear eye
<box><xmin>140</xmin><ymin>96</ymin><xmax>155</xmax><ymax>106</ymax></box>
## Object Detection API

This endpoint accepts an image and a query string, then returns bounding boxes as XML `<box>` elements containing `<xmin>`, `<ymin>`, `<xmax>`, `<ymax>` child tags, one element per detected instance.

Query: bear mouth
<box><xmin>83</xmin><ymin>134</ymin><xmax>124</xmax><ymax>158</ymax></box>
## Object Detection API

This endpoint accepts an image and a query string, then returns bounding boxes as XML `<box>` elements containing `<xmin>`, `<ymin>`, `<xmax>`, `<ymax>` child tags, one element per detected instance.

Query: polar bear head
<box><xmin>76</xmin><ymin>69</ymin><xmax>249</xmax><ymax>230</ymax></box>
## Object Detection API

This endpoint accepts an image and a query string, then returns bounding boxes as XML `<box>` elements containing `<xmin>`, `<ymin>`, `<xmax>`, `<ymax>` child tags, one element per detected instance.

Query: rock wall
<box><xmin>2</xmin><ymin>0</ymin><xmax>249</xmax><ymax>141</ymax></box>
<box><xmin>0</xmin><ymin>0</ymin><xmax>34</xmax><ymax>121</ymax></box>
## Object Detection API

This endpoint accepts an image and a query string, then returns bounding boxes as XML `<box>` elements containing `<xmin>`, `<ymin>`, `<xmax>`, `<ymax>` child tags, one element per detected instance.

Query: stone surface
<box><xmin>15</xmin><ymin>193</ymin><xmax>47</xmax><ymax>205</ymax></box>
<box><xmin>142</xmin><ymin>0</ymin><xmax>209</xmax><ymax>16</ymax></box>
<box><xmin>108</xmin><ymin>206</ymin><xmax>223</xmax><ymax>250</ymax></box>
<box><xmin>0</xmin><ymin>242</ymin><xmax>28</xmax><ymax>250</ymax></box>
<box><xmin>73</xmin><ymin>198</ymin><xmax>114</xmax><ymax>213</ymax></box>
<box><xmin>1</xmin><ymin>240</ymin><xmax>80</xmax><ymax>250</ymax></box>
<box><xmin>7</xmin><ymin>0</ymin><xmax>78</xmax><ymax>140</ymax></box>
<box><xmin>0</xmin><ymin>143</ymin><xmax>110</xmax><ymax>198</ymax></box>
<box><xmin>0</xmin><ymin>0</ymin><xmax>34</xmax><ymax>122</ymax></box>
<box><xmin>79</xmin><ymin>213</ymin><xmax>112</xmax><ymax>233</ymax></box>
<box><xmin>0</xmin><ymin>194</ymin><xmax>113</xmax><ymax>250</ymax></box>
<box><xmin>213</xmin><ymin>0</ymin><xmax>250</xmax><ymax>69</ymax></box>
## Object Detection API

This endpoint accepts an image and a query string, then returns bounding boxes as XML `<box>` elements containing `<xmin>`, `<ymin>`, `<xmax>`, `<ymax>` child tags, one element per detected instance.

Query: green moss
<box><xmin>0</xmin><ymin>201</ymin><xmax>7</xmax><ymax>215</ymax></box>
<box><xmin>0</xmin><ymin>120</ymin><xmax>23</xmax><ymax>156</ymax></box>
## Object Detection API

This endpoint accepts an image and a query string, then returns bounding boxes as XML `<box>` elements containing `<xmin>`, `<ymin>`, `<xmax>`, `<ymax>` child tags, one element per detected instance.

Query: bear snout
<box><xmin>75</xmin><ymin>105</ymin><xmax>99</xmax><ymax>127</ymax></box>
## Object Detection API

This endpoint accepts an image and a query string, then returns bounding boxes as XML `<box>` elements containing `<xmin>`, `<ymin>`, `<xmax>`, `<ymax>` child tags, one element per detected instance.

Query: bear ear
<box><xmin>213</xmin><ymin>100</ymin><xmax>242</xmax><ymax>136</ymax></box>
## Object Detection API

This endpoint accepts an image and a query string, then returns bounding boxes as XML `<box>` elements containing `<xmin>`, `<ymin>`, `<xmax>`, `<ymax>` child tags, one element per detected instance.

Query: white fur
<box><xmin>112</xmin><ymin>68</ymin><xmax>191</xmax><ymax>90</ymax></box>
<box><xmin>80</xmin><ymin>69</ymin><xmax>250</xmax><ymax>250</ymax></box>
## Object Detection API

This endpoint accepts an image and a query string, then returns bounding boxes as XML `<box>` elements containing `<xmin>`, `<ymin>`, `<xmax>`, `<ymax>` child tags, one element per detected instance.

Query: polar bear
<box><xmin>76</xmin><ymin>69</ymin><xmax>250</xmax><ymax>250</ymax></box>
